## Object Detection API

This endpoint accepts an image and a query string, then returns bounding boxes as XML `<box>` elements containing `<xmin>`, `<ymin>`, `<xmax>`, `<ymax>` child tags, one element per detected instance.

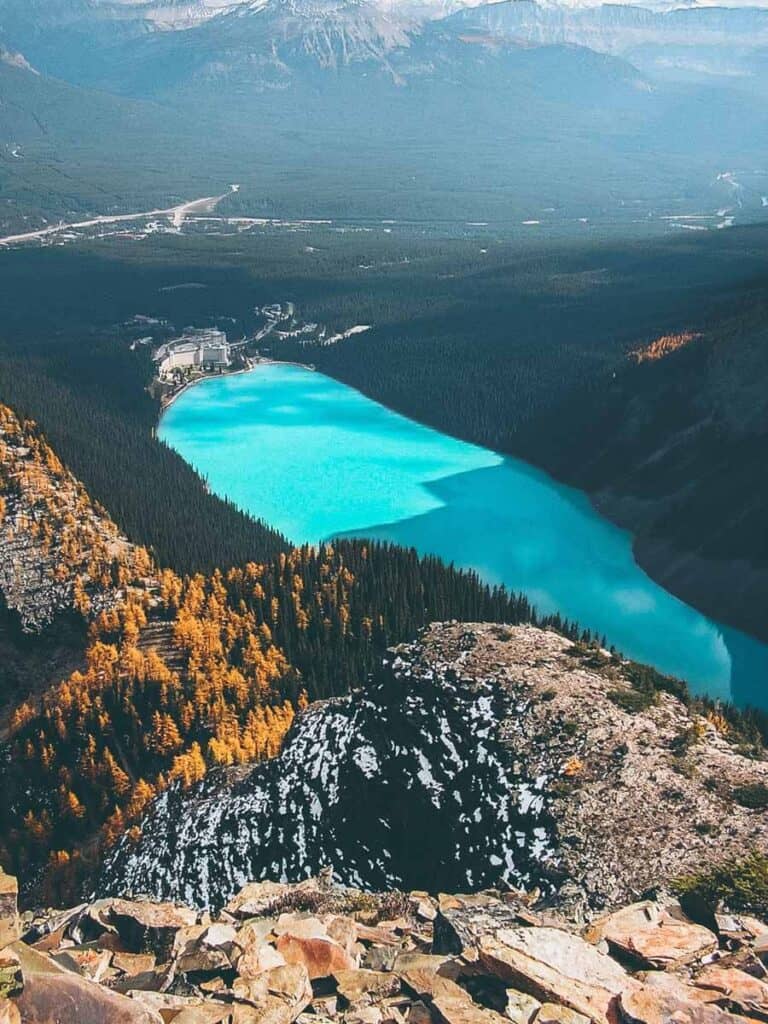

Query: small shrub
<box><xmin>670</xmin><ymin>722</ymin><xmax>706</xmax><ymax>756</ymax></box>
<box><xmin>732</xmin><ymin>783</ymin><xmax>768</xmax><ymax>810</ymax></box>
<box><xmin>609</xmin><ymin>687</ymin><xmax>656</xmax><ymax>713</ymax></box>
<box><xmin>675</xmin><ymin>853</ymin><xmax>768</xmax><ymax>918</ymax></box>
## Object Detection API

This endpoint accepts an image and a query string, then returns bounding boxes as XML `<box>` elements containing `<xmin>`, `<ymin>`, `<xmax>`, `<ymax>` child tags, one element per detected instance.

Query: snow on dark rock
<box><xmin>100</xmin><ymin>644</ymin><xmax>556</xmax><ymax>911</ymax></box>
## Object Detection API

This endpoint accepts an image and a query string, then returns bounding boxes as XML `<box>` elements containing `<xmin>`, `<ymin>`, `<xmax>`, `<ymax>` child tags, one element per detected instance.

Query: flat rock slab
<box><xmin>619</xmin><ymin>979</ymin><xmax>744</xmax><ymax>1024</ymax></box>
<box><xmin>585</xmin><ymin>902</ymin><xmax>717</xmax><ymax>970</ymax></box>
<box><xmin>478</xmin><ymin>927</ymin><xmax>631</xmax><ymax>1023</ymax></box>
<box><xmin>693</xmin><ymin>964</ymin><xmax>768</xmax><ymax>1016</ymax></box>
<box><xmin>276</xmin><ymin>934</ymin><xmax>356</xmax><ymax>980</ymax></box>
<box><xmin>12</xmin><ymin>944</ymin><xmax>162</xmax><ymax>1024</ymax></box>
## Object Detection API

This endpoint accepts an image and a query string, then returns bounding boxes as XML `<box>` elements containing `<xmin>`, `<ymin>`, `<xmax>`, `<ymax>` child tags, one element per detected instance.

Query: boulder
<box><xmin>428</xmin><ymin>977</ymin><xmax>508</xmax><ymax>1024</ymax></box>
<box><xmin>113</xmin><ymin>952</ymin><xmax>157</xmax><ymax>976</ymax></box>
<box><xmin>477</xmin><ymin>927</ymin><xmax>630</xmax><ymax>1023</ymax></box>
<box><xmin>365</xmin><ymin>948</ymin><xmax>399</xmax><ymax>972</ymax></box>
<box><xmin>535</xmin><ymin>1004</ymin><xmax>591</xmax><ymax>1024</ymax></box>
<box><xmin>326</xmin><ymin>916</ymin><xmax>361</xmax><ymax>956</ymax></box>
<box><xmin>434</xmin><ymin>896</ymin><xmax>528</xmax><ymax>956</ymax></box>
<box><xmin>13</xmin><ymin>942</ymin><xmax>163</xmax><ymax>1024</ymax></box>
<box><xmin>232</xmin><ymin>963</ymin><xmax>313</xmax><ymax>1024</ymax></box>
<box><xmin>0</xmin><ymin>874</ymin><xmax>19</xmax><ymax>950</ymax></box>
<box><xmin>0</xmin><ymin>949</ymin><xmax>22</xmax><ymax>999</ymax></box>
<box><xmin>357</xmin><ymin>926</ymin><xmax>402</xmax><ymax>949</ymax></box>
<box><xmin>236</xmin><ymin>940</ymin><xmax>287</xmax><ymax>980</ymax></box>
<box><xmin>174</xmin><ymin>925</ymin><xmax>234</xmax><ymax>975</ymax></box>
<box><xmin>53</xmin><ymin>946</ymin><xmax>113</xmax><ymax>983</ymax></box>
<box><xmin>407</xmin><ymin>1001</ymin><xmax>433</xmax><ymax>1024</ymax></box>
<box><xmin>169</xmin><ymin>1005</ymin><xmax>232</xmax><ymax>1024</ymax></box>
<box><xmin>226</xmin><ymin>882</ymin><xmax>297</xmax><ymax>920</ymax></box>
<box><xmin>108</xmin><ymin>900</ymin><xmax>198</xmax><ymax>960</ymax></box>
<box><xmin>346</xmin><ymin>1009</ymin><xmax>384</xmax><ymax>1024</ymax></box>
<box><xmin>273</xmin><ymin>916</ymin><xmax>330</xmax><ymax>941</ymax></box>
<box><xmin>129</xmin><ymin>990</ymin><xmax>203</xmax><ymax>1019</ymax></box>
<box><xmin>584</xmin><ymin>902</ymin><xmax>717</xmax><ymax>970</ymax></box>
<box><xmin>618</xmin><ymin>975</ymin><xmax>744</xmax><ymax>1024</ymax></box>
<box><xmin>504</xmin><ymin>989</ymin><xmax>541</xmax><ymax>1024</ymax></box>
<box><xmin>393</xmin><ymin>954</ymin><xmax>458</xmax><ymax>979</ymax></box>
<box><xmin>0</xmin><ymin>997</ymin><xmax>20</xmax><ymax>1024</ymax></box>
<box><xmin>693</xmin><ymin>964</ymin><xmax>768</xmax><ymax>1017</ymax></box>
<box><xmin>334</xmin><ymin>968</ymin><xmax>401</xmax><ymax>1008</ymax></box>
<box><xmin>275</xmin><ymin>933</ymin><xmax>356</xmax><ymax>979</ymax></box>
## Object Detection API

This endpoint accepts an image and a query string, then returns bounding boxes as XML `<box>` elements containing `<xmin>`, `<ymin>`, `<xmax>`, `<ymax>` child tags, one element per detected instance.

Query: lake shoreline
<box><xmin>158</xmin><ymin>358</ymin><xmax>316</xmax><ymax>414</ymax></box>
<box><xmin>158</xmin><ymin>362</ymin><xmax>768</xmax><ymax>706</ymax></box>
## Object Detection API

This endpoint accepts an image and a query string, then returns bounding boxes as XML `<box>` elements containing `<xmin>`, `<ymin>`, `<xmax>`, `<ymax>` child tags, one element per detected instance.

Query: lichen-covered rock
<box><xmin>0</xmin><ymin>874</ymin><xmax>19</xmax><ymax>951</ymax></box>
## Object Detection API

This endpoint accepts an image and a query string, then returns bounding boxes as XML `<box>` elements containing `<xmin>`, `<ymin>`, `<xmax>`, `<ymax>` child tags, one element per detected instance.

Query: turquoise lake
<box><xmin>159</xmin><ymin>363</ymin><xmax>768</xmax><ymax>708</ymax></box>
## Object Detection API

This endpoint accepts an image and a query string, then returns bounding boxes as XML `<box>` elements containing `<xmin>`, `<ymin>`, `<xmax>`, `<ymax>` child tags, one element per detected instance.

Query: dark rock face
<box><xmin>103</xmin><ymin>623</ymin><xmax>768</xmax><ymax>918</ymax></box>
<box><xmin>100</xmin><ymin>646</ymin><xmax>555</xmax><ymax>910</ymax></box>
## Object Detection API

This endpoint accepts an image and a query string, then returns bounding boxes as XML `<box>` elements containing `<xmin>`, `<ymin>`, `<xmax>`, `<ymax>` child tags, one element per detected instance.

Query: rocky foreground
<box><xmin>103</xmin><ymin>624</ymin><xmax>768</xmax><ymax>917</ymax></box>
<box><xmin>2</xmin><ymin>870</ymin><xmax>768</xmax><ymax>1024</ymax></box>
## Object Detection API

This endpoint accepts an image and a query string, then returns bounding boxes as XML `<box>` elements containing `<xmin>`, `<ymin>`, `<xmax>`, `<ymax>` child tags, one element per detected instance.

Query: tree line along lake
<box><xmin>158</xmin><ymin>363</ymin><xmax>768</xmax><ymax>709</ymax></box>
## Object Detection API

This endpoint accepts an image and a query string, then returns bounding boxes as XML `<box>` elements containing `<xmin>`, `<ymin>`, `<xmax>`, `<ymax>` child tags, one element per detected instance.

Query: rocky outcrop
<box><xmin>3</xmin><ymin>875</ymin><xmax>768</xmax><ymax>1024</ymax></box>
<box><xmin>0</xmin><ymin>403</ymin><xmax>148</xmax><ymax>633</ymax></box>
<box><xmin>102</xmin><ymin>624</ymin><xmax>768</xmax><ymax>917</ymax></box>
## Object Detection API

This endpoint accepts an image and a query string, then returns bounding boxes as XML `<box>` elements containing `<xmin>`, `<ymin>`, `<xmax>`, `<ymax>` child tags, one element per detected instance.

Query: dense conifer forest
<box><xmin>0</xmin><ymin>224</ymin><xmax>766</xmax><ymax>625</ymax></box>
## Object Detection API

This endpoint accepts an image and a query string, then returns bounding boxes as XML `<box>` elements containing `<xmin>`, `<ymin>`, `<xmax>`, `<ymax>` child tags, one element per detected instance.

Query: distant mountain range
<box><xmin>1</xmin><ymin>0</ymin><xmax>768</xmax><ymax>230</ymax></box>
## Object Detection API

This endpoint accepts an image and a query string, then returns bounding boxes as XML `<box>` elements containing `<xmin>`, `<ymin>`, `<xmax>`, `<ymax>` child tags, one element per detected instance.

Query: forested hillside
<box><xmin>1</xmin><ymin>225</ymin><xmax>767</xmax><ymax>640</ymax></box>
<box><xmin>1</xmin><ymin>401</ymin><xmax>574</xmax><ymax>904</ymax></box>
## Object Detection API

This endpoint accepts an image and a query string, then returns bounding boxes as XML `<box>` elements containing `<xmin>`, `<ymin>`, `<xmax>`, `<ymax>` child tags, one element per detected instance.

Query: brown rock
<box><xmin>584</xmin><ymin>902</ymin><xmax>717</xmax><ymax>970</ymax></box>
<box><xmin>365</xmin><ymin>947</ymin><xmax>399</xmax><ymax>972</ymax></box>
<box><xmin>171</xmin><ymin>1006</ymin><xmax>232</xmax><ymax>1024</ymax></box>
<box><xmin>326</xmin><ymin>916</ymin><xmax>360</xmax><ymax>956</ymax></box>
<box><xmin>393</xmin><ymin>954</ymin><xmax>458</xmax><ymax>978</ymax></box>
<box><xmin>347</xmin><ymin>1009</ymin><xmax>384</xmax><ymax>1024</ymax></box>
<box><xmin>0</xmin><ymin>997</ymin><xmax>21</xmax><ymax>1024</ymax></box>
<box><xmin>113</xmin><ymin>952</ymin><xmax>157</xmax><ymax>976</ymax></box>
<box><xmin>535</xmin><ymin>1004</ymin><xmax>591</xmax><ymax>1024</ymax></box>
<box><xmin>275</xmin><ymin>933</ymin><xmax>356</xmax><ymax>979</ymax></box>
<box><xmin>54</xmin><ymin>946</ymin><xmax>113</xmax><ymax>983</ymax></box>
<box><xmin>407</xmin><ymin>1001</ymin><xmax>433</xmax><ymax>1024</ymax></box>
<box><xmin>108</xmin><ymin>900</ymin><xmax>198</xmax><ymax>960</ymax></box>
<box><xmin>233</xmin><ymin>963</ymin><xmax>313</xmax><ymax>1024</ymax></box>
<box><xmin>478</xmin><ymin>927</ymin><xmax>630</xmax><ymax>1023</ymax></box>
<box><xmin>693</xmin><ymin>964</ymin><xmax>768</xmax><ymax>1016</ymax></box>
<box><xmin>274</xmin><ymin>916</ymin><xmax>329</xmax><ymax>941</ymax></box>
<box><xmin>13</xmin><ymin>942</ymin><xmax>163</xmax><ymax>1024</ymax></box>
<box><xmin>357</xmin><ymin>926</ymin><xmax>402</xmax><ymax>948</ymax></box>
<box><xmin>619</xmin><ymin>976</ymin><xmax>743</xmax><ymax>1024</ymax></box>
<box><xmin>428</xmin><ymin>977</ymin><xmax>508</xmax><ymax>1024</ymax></box>
<box><xmin>0</xmin><ymin>874</ymin><xmax>19</xmax><ymax>950</ymax></box>
<box><xmin>755</xmin><ymin>934</ymin><xmax>768</xmax><ymax>966</ymax></box>
<box><xmin>236</xmin><ymin>941</ymin><xmax>287</xmax><ymax>980</ymax></box>
<box><xmin>334</xmin><ymin>968</ymin><xmax>401</xmax><ymax>1008</ymax></box>
<box><xmin>129</xmin><ymin>990</ymin><xmax>201</xmax><ymax>1020</ymax></box>
<box><xmin>174</xmin><ymin>924</ymin><xmax>234</xmax><ymax>975</ymax></box>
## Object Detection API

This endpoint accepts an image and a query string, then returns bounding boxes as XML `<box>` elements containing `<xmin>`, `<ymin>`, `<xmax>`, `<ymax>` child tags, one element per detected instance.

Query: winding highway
<box><xmin>0</xmin><ymin>184</ymin><xmax>239</xmax><ymax>248</ymax></box>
